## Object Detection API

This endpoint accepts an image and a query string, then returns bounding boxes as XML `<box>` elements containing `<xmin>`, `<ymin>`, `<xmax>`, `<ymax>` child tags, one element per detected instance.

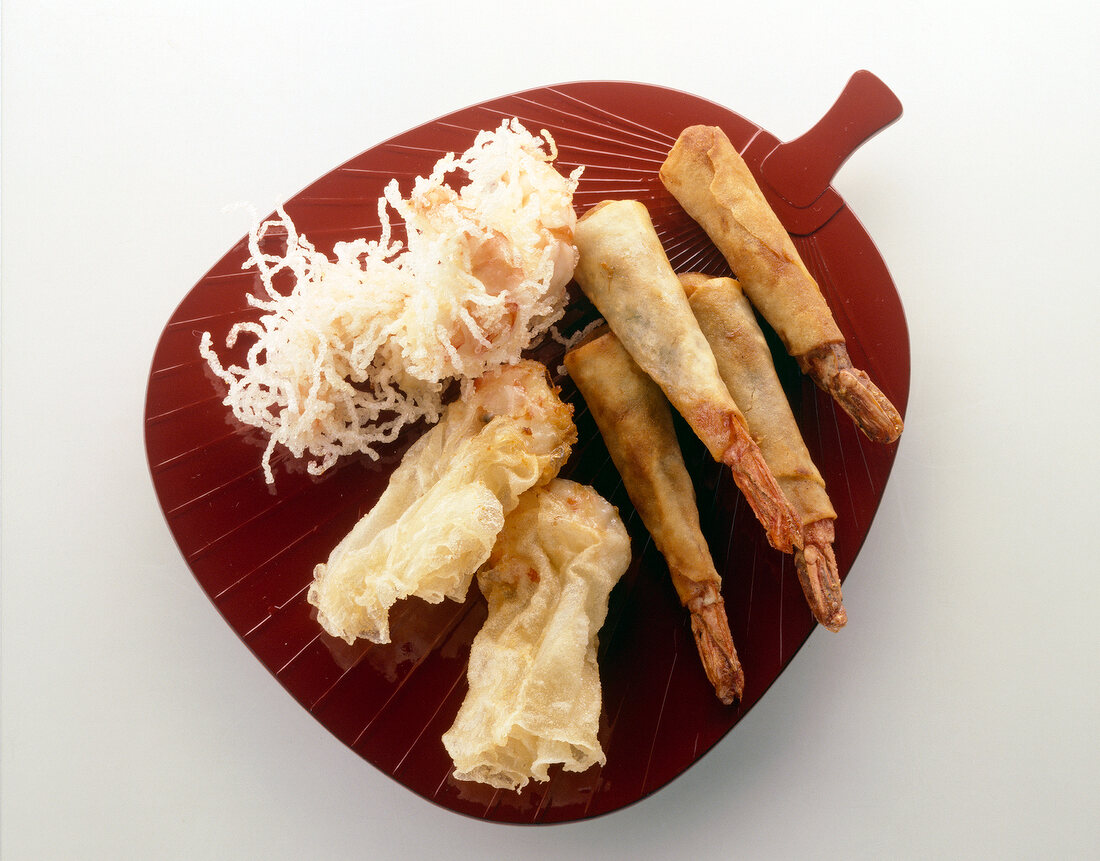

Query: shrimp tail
<box><xmin>792</xmin><ymin>519</ymin><xmax>847</xmax><ymax>631</ymax></box>
<box><xmin>721</xmin><ymin>421</ymin><xmax>804</xmax><ymax>554</ymax></box>
<box><xmin>799</xmin><ymin>342</ymin><xmax>903</xmax><ymax>444</ymax></box>
<box><xmin>686</xmin><ymin>582</ymin><xmax>745</xmax><ymax>705</ymax></box>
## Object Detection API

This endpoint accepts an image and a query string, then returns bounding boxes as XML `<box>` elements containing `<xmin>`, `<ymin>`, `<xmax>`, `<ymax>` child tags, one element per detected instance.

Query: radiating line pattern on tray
<box><xmin>145</xmin><ymin>82</ymin><xmax>907</xmax><ymax>824</ymax></box>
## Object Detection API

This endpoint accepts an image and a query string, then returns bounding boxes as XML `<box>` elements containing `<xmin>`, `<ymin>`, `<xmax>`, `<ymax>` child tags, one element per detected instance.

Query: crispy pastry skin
<box><xmin>659</xmin><ymin>126</ymin><xmax>903</xmax><ymax>444</ymax></box>
<box><xmin>441</xmin><ymin>479</ymin><xmax>630</xmax><ymax>792</ymax></box>
<box><xmin>572</xmin><ymin>199</ymin><xmax>801</xmax><ymax>554</ymax></box>
<box><xmin>308</xmin><ymin>360</ymin><xmax>575</xmax><ymax>645</ymax></box>
<box><xmin>683</xmin><ymin>273</ymin><xmax>846</xmax><ymax>631</ymax></box>
<box><xmin>565</xmin><ymin>331</ymin><xmax>744</xmax><ymax>703</ymax></box>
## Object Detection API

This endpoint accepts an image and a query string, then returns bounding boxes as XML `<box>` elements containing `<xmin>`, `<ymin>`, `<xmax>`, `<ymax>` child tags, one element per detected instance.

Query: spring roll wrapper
<box><xmin>565</xmin><ymin>332</ymin><xmax>744</xmax><ymax>702</ymax></box>
<box><xmin>573</xmin><ymin>198</ymin><xmax>802</xmax><ymax>555</ymax></box>
<box><xmin>442</xmin><ymin>478</ymin><xmax>631</xmax><ymax>792</ymax></box>
<box><xmin>659</xmin><ymin>125</ymin><xmax>844</xmax><ymax>358</ymax></box>
<box><xmin>564</xmin><ymin>333</ymin><xmax>721</xmax><ymax>604</ymax></box>
<box><xmin>308</xmin><ymin>361</ymin><xmax>575</xmax><ymax>645</ymax></box>
<box><xmin>572</xmin><ymin>199</ymin><xmax>750</xmax><ymax>464</ymax></box>
<box><xmin>685</xmin><ymin>275</ymin><xmax>836</xmax><ymax>527</ymax></box>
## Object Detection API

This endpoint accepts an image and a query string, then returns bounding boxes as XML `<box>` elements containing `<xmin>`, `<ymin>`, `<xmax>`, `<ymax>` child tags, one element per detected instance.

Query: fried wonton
<box><xmin>307</xmin><ymin>360</ymin><xmax>576</xmax><ymax>645</ymax></box>
<box><xmin>442</xmin><ymin>478</ymin><xmax>631</xmax><ymax>792</ymax></box>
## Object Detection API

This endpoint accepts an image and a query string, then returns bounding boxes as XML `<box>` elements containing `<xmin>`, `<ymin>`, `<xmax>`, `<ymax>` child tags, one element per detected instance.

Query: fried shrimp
<box><xmin>682</xmin><ymin>273</ymin><xmax>845</xmax><ymax>631</ymax></box>
<box><xmin>571</xmin><ymin>199</ymin><xmax>802</xmax><ymax>554</ymax></box>
<box><xmin>565</xmin><ymin>330</ymin><xmax>745</xmax><ymax>702</ymax></box>
<box><xmin>660</xmin><ymin>124</ymin><xmax>903</xmax><ymax>445</ymax></box>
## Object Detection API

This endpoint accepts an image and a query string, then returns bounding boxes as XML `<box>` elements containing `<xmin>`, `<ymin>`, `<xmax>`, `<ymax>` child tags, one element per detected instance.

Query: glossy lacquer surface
<box><xmin>144</xmin><ymin>77</ymin><xmax>909</xmax><ymax>823</ymax></box>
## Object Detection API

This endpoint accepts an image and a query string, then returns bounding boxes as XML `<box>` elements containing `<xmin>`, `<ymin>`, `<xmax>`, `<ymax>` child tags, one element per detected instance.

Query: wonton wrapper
<box><xmin>442</xmin><ymin>478</ymin><xmax>631</xmax><ymax>792</ymax></box>
<box><xmin>307</xmin><ymin>360</ymin><xmax>575</xmax><ymax>645</ymax></box>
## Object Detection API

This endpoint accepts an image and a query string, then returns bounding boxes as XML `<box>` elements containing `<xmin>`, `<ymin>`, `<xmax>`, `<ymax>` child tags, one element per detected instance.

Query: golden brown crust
<box><xmin>564</xmin><ymin>333</ymin><xmax>744</xmax><ymax>702</ymax></box>
<box><xmin>660</xmin><ymin>126</ymin><xmax>843</xmax><ymax>357</ymax></box>
<box><xmin>685</xmin><ymin>274</ymin><xmax>846</xmax><ymax>631</ymax></box>
<box><xmin>564</xmin><ymin>333</ymin><xmax>722</xmax><ymax>594</ymax></box>
<box><xmin>686</xmin><ymin>275</ymin><xmax>836</xmax><ymax>525</ymax></box>
<box><xmin>571</xmin><ymin>199</ymin><xmax>801</xmax><ymax>554</ymax></box>
<box><xmin>662</xmin><ymin>128</ymin><xmax>903</xmax><ymax>445</ymax></box>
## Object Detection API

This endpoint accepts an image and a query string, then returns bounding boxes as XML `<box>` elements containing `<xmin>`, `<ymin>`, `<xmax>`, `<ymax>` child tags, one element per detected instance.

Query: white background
<box><xmin>3</xmin><ymin>1</ymin><xmax>1097</xmax><ymax>858</ymax></box>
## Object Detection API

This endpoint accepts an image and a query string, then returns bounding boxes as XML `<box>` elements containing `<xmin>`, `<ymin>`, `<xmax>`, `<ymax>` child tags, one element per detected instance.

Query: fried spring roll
<box><xmin>572</xmin><ymin>199</ymin><xmax>801</xmax><ymax>554</ymax></box>
<box><xmin>682</xmin><ymin>273</ymin><xmax>846</xmax><ymax>631</ymax></box>
<box><xmin>659</xmin><ymin>125</ymin><xmax>903</xmax><ymax>444</ymax></box>
<box><xmin>565</xmin><ymin>331</ymin><xmax>744</xmax><ymax>703</ymax></box>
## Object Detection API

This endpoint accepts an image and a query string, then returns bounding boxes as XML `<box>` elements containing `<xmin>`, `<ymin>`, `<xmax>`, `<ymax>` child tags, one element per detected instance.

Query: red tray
<box><xmin>144</xmin><ymin>76</ymin><xmax>909</xmax><ymax>824</ymax></box>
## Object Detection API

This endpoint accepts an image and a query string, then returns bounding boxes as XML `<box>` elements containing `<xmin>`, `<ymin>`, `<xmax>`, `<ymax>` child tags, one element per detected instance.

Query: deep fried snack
<box><xmin>682</xmin><ymin>273</ymin><xmax>845</xmax><ymax>631</ymax></box>
<box><xmin>442</xmin><ymin>478</ymin><xmax>631</xmax><ymax>792</ymax></box>
<box><xmin>659</xmin><ymin>125</ymin><xmax>903</xmax><ymax>444</ymax></box>
<box><xmin>565</xmin><ymin>330</ymin><xmax>744</xmax><ymax>702</ymax></box>
<box><xmin>572</xmin><ymin>199</ymin><xmax>802</xmax><ymax>554</ymax></box>
<box><xmin>307</xmin><ymin>360</ymin><xmax>575</xmax><ymax>644</ymax></box>
<box><xmin>201</xmin><ymin>120</ymin><xmax>582</xmax><ymax>485</ymax></box>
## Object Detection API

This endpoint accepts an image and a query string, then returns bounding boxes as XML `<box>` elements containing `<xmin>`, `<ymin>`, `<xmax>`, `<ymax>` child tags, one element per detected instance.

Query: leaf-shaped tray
<box><xmin>144</xmin><ymin>78</ymin><xmax>909</xmax><ymax>824</ymax></box>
